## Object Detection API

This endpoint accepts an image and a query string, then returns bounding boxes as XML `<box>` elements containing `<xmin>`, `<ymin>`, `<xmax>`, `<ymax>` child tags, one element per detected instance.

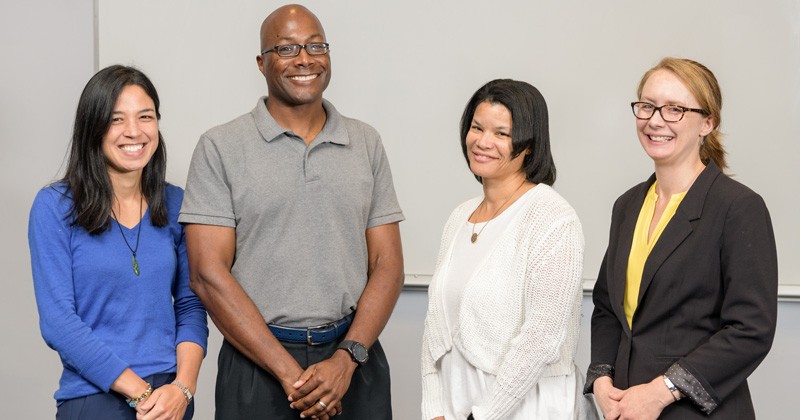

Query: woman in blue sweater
<box><xmin>28</xmin><ymin>65</ymin><xmax>208</xmax><ymax>419</ymax></box>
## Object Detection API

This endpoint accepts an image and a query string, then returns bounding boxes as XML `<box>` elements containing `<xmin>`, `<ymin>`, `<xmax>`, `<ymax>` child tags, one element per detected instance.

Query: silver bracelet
<box><xmin>171</xmin><ymin>379</ymin><xmax>193</xmax><ymax>404</ymax></box>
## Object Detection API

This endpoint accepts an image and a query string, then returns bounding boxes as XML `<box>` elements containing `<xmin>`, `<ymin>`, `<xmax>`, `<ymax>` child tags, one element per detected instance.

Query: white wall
<box><xmin>2</xmin><ymin>2</ymin><xmax>798</xmax><ymax>419</ymax></box>
<box><xmin>95</xmin><ymin>0</ymin><xmax>800</xmax><ymax>288</ymax></box>
<box><xmin>0</xmin><ymin>0</ymin><xmax>94</xmax><ymax>417</ymax></box>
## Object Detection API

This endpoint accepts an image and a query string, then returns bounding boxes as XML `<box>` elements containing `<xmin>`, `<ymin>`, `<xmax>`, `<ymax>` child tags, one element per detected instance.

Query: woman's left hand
<box><xmin>135</xmin><ymin>383</ymin><xmax>188</xmax><ymax>420</ymax></box>
<box><xmin>610</xmin><ymin>376</ymin><xmax>673</xmax><ymax>420</ymax></box>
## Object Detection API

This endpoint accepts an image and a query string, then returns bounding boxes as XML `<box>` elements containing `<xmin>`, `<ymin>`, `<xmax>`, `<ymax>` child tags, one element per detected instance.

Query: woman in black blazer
<box><xmin>584</xmin><ymin>57</ymin><xmax>778</xmax><ymax>419</ymax></box>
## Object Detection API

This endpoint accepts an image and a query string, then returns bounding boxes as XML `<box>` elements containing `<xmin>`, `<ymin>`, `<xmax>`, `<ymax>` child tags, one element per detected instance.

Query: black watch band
<box><xmin>337</xmin><ymin>340</ymin><xmax>369</xmax><ymax>366</ymax></box>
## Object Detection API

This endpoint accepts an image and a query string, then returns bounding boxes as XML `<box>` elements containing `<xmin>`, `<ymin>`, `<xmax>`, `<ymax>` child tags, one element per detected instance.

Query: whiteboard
<box><xmin>98</xmin><ymin>0</ymin><xmax>800</xmax><ymax>286</ymax></box>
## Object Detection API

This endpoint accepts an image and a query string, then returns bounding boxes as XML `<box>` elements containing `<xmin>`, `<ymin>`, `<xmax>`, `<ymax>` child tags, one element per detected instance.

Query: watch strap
<box><xmin>171</xmin><ymin>379</ymin><xmax>193</xmax><ymax>403</ymax></box>
<box><xmin>337</xmin><ymin>340</ymin><xmax>368</xmax><ymax>365</ymax></box>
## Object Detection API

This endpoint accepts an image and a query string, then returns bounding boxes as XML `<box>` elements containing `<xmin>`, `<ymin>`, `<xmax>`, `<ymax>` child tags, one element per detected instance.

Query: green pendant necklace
<box><xmin>110</xmin><ymin>195</ymin><xmax>143</xmax><ymax>276</ymax></box>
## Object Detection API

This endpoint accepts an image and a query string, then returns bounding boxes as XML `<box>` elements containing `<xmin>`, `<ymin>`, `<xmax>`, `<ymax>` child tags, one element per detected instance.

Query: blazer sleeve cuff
<box><xmin>583</xmin><ymin>363</ymin><xmax>614</xmax><ymax>394</ymax></box>
<box><xmin>666</xmin><ymin>362</ymin><xmax>718</xmax><ymax>415</ymax></box>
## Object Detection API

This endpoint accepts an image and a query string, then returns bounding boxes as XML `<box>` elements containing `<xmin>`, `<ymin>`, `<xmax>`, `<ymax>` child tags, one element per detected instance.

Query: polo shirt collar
<box><xmin>253</xmin><ymin>97</ymin><xmax>349</xmax><ymax>146</ymax></box>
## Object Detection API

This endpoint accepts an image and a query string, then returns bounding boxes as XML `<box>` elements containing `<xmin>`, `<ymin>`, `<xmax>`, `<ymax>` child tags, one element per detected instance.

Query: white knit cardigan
<box><xmin>421</xmin><ymin>184</ymin><xmax>585</xmax><ymax>420</ymax></box>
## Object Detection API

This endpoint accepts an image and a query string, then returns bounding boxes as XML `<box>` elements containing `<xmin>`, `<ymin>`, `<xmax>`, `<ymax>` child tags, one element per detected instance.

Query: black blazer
<box><xmin>589</xmin><ymin>162</ymin><xmax>778</xmax><ymax>419</ymax></box>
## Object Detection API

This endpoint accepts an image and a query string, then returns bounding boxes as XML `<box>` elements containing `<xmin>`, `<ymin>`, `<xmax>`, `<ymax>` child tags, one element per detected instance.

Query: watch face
<box><xmin>339</xmin><ymin>340</ymin><xmax>369</xmax><ymax>365</ymax></box>
<box><xmin>352</xmin><ymin>343</ymin><xmax>369</xmax><ymax>363</ymax></box>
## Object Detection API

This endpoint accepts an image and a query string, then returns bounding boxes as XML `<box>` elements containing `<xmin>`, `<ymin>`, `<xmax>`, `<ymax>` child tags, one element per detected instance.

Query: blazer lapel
<box><xmin>637</xmin><ymin>162</ymin><xmax>722</xmax><ymax>305</ymax></box>
<box><xmin>612</xmin><ymin>175</ymin><xmax>654</xmax><ymax>334</ymax></box>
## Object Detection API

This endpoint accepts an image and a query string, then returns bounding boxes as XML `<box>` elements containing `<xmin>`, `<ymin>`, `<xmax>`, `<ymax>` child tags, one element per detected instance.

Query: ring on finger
<box><xmin>317</xmin><ymin>400</ymin><xmax>328</xmax><ymax>409</ymax></box>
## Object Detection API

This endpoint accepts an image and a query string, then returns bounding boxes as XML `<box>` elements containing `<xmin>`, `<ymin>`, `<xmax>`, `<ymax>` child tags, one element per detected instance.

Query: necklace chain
<box><xmin>110</xmin><ymin>194</ymin><xmax>143</xmax><ymax>276</ymax></box>
<box><xmin>470</xmin><ymin>180</ymin><xmax>526</xmax><ymax>244</ymax></box>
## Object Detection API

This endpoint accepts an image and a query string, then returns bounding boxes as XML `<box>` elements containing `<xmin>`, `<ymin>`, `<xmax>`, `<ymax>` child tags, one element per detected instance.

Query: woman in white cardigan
<box><xmin>421</xmin><ymin>79</ymin><xmax>597</xmax><ymax>420</ymax></box>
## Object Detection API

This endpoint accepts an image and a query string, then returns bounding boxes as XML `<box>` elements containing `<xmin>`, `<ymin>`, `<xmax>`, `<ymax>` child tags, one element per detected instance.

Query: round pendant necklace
<box><xmin>470</xmin><ymin>180</ymin><xmax>526</xmax><ymax>244</ymax></box>
<box><xmin>110</xmin><ymin>194</ymin><xmax>143</xmax><ymax>276</ymax></box>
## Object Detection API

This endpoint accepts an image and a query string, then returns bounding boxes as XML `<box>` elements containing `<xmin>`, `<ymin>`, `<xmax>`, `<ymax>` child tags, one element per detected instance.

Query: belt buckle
<box><xmin>306</xmin><ymin>320</ymin><xmax>338</xmax><ymax>346</ymax></box>
<box><xmin>306</xmin><ymin>324</ymin><xmax>326</xmax><ymax>346</ymax></box>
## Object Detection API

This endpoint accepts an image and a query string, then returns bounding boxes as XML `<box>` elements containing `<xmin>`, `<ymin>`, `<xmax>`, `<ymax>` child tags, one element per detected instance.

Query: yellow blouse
<box><xmin>624</xmin><ymin>182</ymin><xmax>687</xmax><ymax>328</ymax></box>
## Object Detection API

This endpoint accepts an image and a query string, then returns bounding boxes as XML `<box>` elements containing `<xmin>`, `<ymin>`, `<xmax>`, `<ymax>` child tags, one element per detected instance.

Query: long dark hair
<box><xmin>62</xmin><ymin>65</ymin><xmax>167</xmax><ymax>233</ymax></box>
<box><xmin>460</xmin><ymin>79</ymin><xmax>556</xmax><ymax>185</ymax></box>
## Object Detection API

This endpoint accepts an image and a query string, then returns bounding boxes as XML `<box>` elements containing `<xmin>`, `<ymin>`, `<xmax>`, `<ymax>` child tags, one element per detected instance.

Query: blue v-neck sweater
<box><xmin>28</xmin><ymin>183</ymin><xmax>208</xmax><ymax>403</ymax></box>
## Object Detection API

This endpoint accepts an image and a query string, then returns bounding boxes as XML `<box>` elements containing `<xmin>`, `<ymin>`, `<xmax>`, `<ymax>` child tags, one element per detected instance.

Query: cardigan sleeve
<box><xmin>28</xmin><ymin>188</ymin><xmax>129</xmax><ymax>392</ymax></box>
<box><xmin>471</xmin><ymin>215</ymin><xmax>585</xmax><ymax>420</ymax></box>
<box><xmin>420</xmin><ymin>319</ymin><xmax>446</xmax><ymax>419</ymax></box>
<box><xmin>670</xmin><ymin>191</ymin><xmax>777</xmax><ymax>413</ymax></box>
<box><xmin>420</xmin><ymin>203</ymin><xmax>470</xmax><ymax>420</ymax></box>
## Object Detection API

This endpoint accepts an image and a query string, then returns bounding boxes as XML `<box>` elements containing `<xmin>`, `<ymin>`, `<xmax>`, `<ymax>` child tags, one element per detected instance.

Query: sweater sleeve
<box><xmin>420</xmin><ymin>319</ymin><xmax>446</xmax><ymax>419</ymax></box>
<box><xmin>28</xmin><ymin>188</ymin><xmax>129</xmax><ymax>392</ymax></box>
<box><xmin>472</xmin><ymin>215</ymin><xmax>585</xmax><ymax>420</ymax></box>
<box><xmin>420</xmin><ymin>203</ymin><xmax>471</xmax><ymax>420</ymax></box>
<box><xmin>169</xmin><ymin>187</ymin><xmax>209</xmax><ymax>353</ymax></box>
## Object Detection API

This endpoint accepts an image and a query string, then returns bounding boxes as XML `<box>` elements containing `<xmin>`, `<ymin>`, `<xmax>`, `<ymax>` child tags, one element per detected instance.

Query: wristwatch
<box><xmin>337</xmin><ymin>340</ymin><xmax>369</xmax><ymax>366</ymax></box>
<box><xmin>663</xmin><ymin>375</ymin><xmax>680</xmax><ymax>401</ymax></box>
<box><xmin>171</xmin><ymin>380</ymin><xmax>193</xmax><ymax>404</ymax></box>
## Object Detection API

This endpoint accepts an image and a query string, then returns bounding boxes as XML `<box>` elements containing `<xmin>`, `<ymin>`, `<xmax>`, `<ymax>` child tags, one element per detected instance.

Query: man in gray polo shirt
<box><xmin>179</xmin><ymin>4</ymin><xmax>404</xmax><ymax>419</ymax></box>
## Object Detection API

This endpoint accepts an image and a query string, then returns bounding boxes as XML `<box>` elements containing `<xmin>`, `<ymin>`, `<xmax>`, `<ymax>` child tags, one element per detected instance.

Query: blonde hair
<box><xmin>637</xmin><ymin>57</ymin><xmax>726</xmax><ymax>170</ymax></box>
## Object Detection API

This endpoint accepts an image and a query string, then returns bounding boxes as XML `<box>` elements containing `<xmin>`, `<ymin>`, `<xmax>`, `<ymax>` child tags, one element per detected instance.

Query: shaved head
<box><xmin>260</xmin><ymin>4</ymin><xmax>325</xmax><ymax>52</ymax></box>
<box><xmin>256</xmin><ymin>4</ymin><xmax>331</xmax><ymax>109</ymax></box>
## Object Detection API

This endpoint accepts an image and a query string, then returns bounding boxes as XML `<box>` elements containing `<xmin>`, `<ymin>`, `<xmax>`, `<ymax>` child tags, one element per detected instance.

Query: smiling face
<box><xmin>637</xmin><ymin>69</ymin><xmax>714</xmax><ymax>168</ymax></box>
<box><xmin>257</xmin><ymin>6</ymin><xmax>331</xmax><ymax>108</ymax></box>
<box><xmin>102</xmin><ymin>84</ymin><xmax>159</xmax><ymax>179</ymax></box>
<box><xmin>466</xmin><ymin>101</ymin><xmax>527</xmax><ymax>184</ymax></box>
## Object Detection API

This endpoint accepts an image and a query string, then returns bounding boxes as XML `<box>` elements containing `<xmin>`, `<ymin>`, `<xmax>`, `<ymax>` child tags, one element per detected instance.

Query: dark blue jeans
<box><xmin>56</xmin><ymin>372</ymin><xmax>194</xmax><ymax>420</ymax></box>
<box><xmin>215</xmin><ymin>338</ymin><xmax>392</xmax><ymax>419</ymax></box>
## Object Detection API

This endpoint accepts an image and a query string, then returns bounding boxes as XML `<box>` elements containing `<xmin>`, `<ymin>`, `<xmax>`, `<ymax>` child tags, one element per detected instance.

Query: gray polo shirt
<box><xmin>179</xmin><ymin>97</ymin><xmax>404</xmax><ymax>326</ymax></box>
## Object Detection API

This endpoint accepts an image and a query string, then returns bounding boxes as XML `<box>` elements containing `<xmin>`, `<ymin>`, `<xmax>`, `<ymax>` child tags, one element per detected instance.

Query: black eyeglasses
<box><xmin>631</xmin><ymin>101</ymin><xmax>708</xmax><ymax>122</ymax></box>
<box><xmin>261</xmin><ymin>43</ymin><xmax>330</xmax><ymax>57</ymax></box>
